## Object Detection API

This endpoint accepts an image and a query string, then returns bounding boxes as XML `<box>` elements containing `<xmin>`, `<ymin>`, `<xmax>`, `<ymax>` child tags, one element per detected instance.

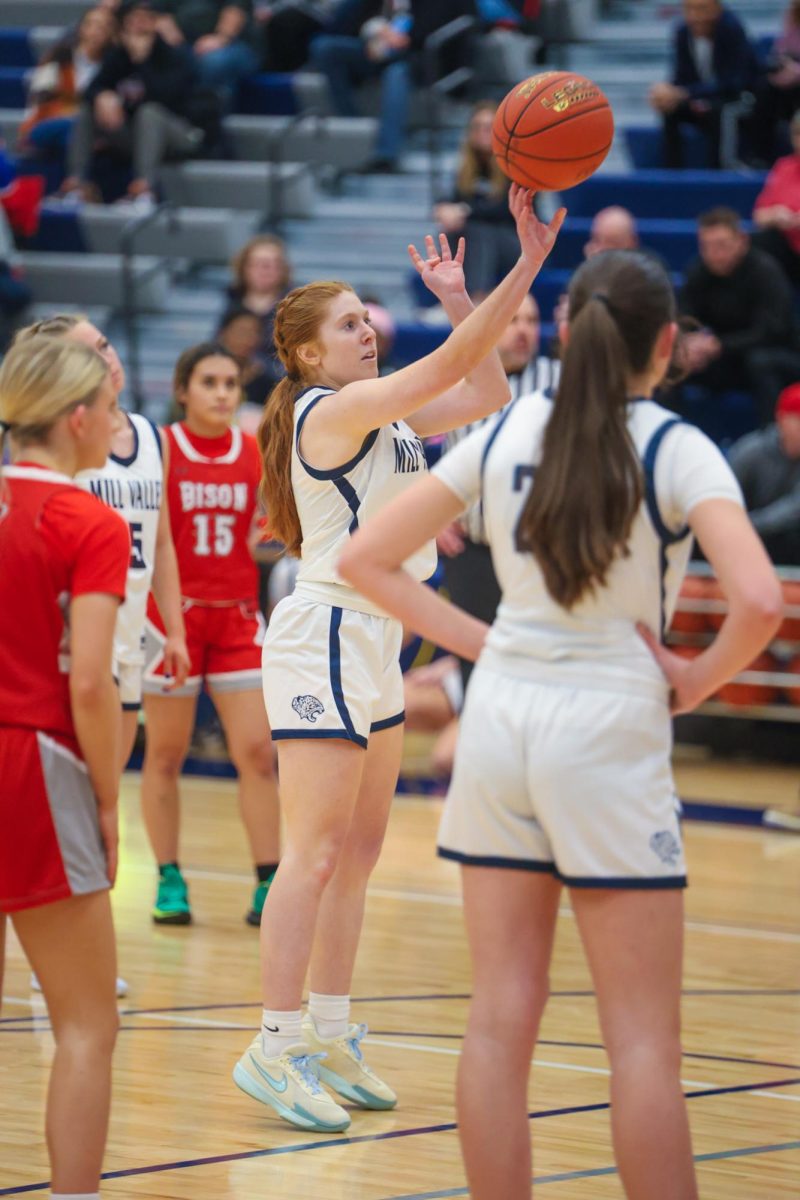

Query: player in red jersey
<box><xmin>0</xmin><ymin>336</ymin><xmax>130</xmax><ymax>1199</ymax></box>
<box><xmin>141</xmin><ymin>342</ymin><xmax>279</xmax><ymax>926</ymax></box>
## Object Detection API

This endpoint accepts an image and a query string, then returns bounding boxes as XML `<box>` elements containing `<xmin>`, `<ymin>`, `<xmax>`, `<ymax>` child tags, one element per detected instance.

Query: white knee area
<box><xmin>50</xmin><ymin>1192</ymin><xmax>101</xmax><ymax>1199</ymax></box>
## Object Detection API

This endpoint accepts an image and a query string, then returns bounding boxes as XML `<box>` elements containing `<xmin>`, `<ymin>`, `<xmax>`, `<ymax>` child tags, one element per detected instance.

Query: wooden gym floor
<box><xmin>1</xmin><ymin>755</ymin><xmax>799</xmax><ymax>1198</ymax></box>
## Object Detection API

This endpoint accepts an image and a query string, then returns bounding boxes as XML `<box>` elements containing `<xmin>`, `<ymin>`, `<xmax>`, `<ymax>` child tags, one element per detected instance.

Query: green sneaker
<box><xmin>245</xmin><ymin>874</ymin><xmax>275</xmax><ymax>927</ymax></box>
<box><xmin>152</xmin><ymin>864</ymin><xmax>192</xmax><ymax>925</ymax></box>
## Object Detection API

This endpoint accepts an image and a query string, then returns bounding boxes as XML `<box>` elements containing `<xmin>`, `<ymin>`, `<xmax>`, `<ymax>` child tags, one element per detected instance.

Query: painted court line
<box><xmin>384</xmin><ymin>1139</ymin><xmax>800</xmax><ymax>1200</ymax></box>
<box><xmin>2</xmin><ymin>1086</ymin><xmax>798</xmax><ymax>1197</ymax></box>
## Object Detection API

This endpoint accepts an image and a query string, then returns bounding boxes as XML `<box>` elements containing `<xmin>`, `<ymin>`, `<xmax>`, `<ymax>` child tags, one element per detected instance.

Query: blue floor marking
<box><xmin>384</xmin><ymin>1139</ymin><xmax>800</xmax><ymax>1200</ymax></box>
<box><xmin>2</xmin><ymin>1079</ymin><xmax>798</xmax><ymax>1195</ymax></box>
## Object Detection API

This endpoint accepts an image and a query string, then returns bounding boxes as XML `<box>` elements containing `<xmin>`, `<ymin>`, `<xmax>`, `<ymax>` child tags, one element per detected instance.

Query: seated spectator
<box><xmin>583</xmin><ymin>205</ymin><xmax>639</xmax><ymax>256</ymax></box>
<box><xmin>220</xmin><ymin>233</ymin><xmax>290</xmax><ymax>367</ymax></box>
<box><xmin>61</xmin><ymin>0</ymin><xmax>218</xmax><ymax>208</ymax></box>
<box><xmin>753</xmin><ymin>110</ymin><xmax>800</xmax><ymax>286</ymax></box>
<box><xmin>155</xmin><ymin>0</ymin><xmax>260</xmax><ymax>106</ymax></box>
<box><xmin>403</xmin><ymin>654</ymin><xmax>462</xmax><ymax>777</ymax></box>
<box><xmin>438</xmin><ymin>292</ymin><xmax>560</xmax><ymax>689</ymax></box>
<box><xmin>648</xmin><ymin>0</ymin><xmax>754</xmax><ymax>169</ymax></box>
<box><xmin>728</xmin><ymin>382</ymin><xmax>800</xmax><ymax>564</ymax></box>
<box><xmin>680</xmin><ymin>206</ymin><xmax>800</xmax><ymax>426</ymax></box>
<box><xmin>18</xmin><ymin>7</ymin><xmax>115</xmax><ymax>184</ymax></box>
<box><xmin>216</xmin><ymin>306</ymin><xmax>274</xmax><ymax>409</ymax></box>
<box><xmin>750</xmin><ymin>1</ymin><xmax>800</xmax><ymax>165</ymax></box>
<box><xmin>310</xmin><ymin>0</ymin><xmax>475</xmax><ymax>174</ymax></box>
<box><xmin>434</xmin><ymin>100</ymin><xmax>517</xmax><ymax>298</ymax></box>
<box><xmin>257</xmin><ymin>1</ymin><xmax>338</xmax><ymax>72</ymax></box>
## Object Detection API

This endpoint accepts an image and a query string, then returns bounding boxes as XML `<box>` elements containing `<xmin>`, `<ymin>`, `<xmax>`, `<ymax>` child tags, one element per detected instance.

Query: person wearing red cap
<box><xmin>728</xmin><ymin>381</ymin><xmax>800</xmax><ymax>564</ymax></box>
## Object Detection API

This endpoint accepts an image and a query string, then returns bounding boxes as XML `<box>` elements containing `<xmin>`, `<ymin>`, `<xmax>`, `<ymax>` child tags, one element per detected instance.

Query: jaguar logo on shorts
<box><xmin>292</xmin><ymin>694</ymin><xmax>325</xmax><ymax>723</ymax></box>
<box><xmin>649</xmin><ymin>830</ymin><xmax>681</xmax><ymax>867</ymax></box>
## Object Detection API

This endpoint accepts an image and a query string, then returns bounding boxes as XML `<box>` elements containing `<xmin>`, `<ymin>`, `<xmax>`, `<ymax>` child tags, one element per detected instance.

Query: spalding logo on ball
<box><xmin>492</xmin><ymin>71</ymin><xmax>614</xmax><ymax>192</ymax></box>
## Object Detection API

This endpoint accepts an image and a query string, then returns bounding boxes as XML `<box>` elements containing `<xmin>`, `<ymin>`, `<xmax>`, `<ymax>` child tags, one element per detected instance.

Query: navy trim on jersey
<box><xmin>479</xmin><ymin>398</ymin><xmax>519</xmax><ymax>484</ymax></box>
<box><xmin>328</xmin><ymin>606</ymin><xmax>367</xmax><ymax>747</ymax></box>
<box><xmin>370</xmin><ymin>711</ymin><xmax>405</xmax><ymax>733</ymax></box>
<box><xmin>295</xmin><ymin>389</ymin><xmax>380</xmax><ymax>481</ymax></box>
<box><xmin>437</xmin><ymin>847</ymin><xmax>558</xmax><ymax>874</ymax></box>
<box><xmin>271</xmin><ymin>728</ymin><xmax>367</xmax><ymax>746</ymax></box>
<box><xmin>642</xmin><ymin>417</ymin><xmax>692</xmax><ymax>638</ymax></box>
<box><xmin>332</xmin><ymin>476</ymin><xmax>361</xmax><ymax>534</ymax></box>
<box><xmin>144</xmin><ymin>416</ymin><xmax>163</xmax><ymax>462</ymax></box>
<box><xmin>122</xmin><ymin>701</ymin><xmax>141</xmax><ymax>712</ymax></box>
<box><xmin>110</xmin><ymin>412</ymin><xmax>140</xmax><ymax>467</ymax></box>
<box><xmin>559</xmin><ymin>872</ymin><xmax>688</xmax><ymax>889</ymax></box>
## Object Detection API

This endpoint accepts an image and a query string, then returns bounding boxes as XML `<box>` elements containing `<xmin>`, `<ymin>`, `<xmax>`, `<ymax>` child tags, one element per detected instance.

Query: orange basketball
<box><xmin>783</xmin><ymin>653</ymin><xmax>800</xmax><ymax>705</ymax></box>
<box><xmin>777</xmin><ymin>580</ymin><xmax>800</xmax><ymax>644</ymax></box>
<box><xmin>669</xmin><ymin>575</ymin><xmax>711</xmax><ymax>636</ymax></box>
<box><xmin>492</xmin><ymin>71</ymin><xmax>614</xmax><ymax>192</ymax></box>
<box><xmin>717</xmin><ymin>652</ymin><xmax>780</xmax><ymax>707</ymax></box>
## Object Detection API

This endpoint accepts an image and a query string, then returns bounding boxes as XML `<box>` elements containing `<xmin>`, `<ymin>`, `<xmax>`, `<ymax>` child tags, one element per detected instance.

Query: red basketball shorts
<box><xmin>143</xmin><ymin>598</ymin><xmax>266</xmax><ymax>697</ymax></box>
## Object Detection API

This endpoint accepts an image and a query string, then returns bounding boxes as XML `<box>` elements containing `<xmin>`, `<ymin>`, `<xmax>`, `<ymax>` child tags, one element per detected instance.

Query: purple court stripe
<box><xmin>3</xmin><ymin>1080</ymin><xmax>798</xmax><ymax>1196</ymax></box>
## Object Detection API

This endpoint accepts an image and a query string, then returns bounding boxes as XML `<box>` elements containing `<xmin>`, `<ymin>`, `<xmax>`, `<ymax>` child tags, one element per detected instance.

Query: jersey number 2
<box><xmin>193</xmin><ymin>513</ymin><xmax>235</xmax><ymax>557</ymax></box>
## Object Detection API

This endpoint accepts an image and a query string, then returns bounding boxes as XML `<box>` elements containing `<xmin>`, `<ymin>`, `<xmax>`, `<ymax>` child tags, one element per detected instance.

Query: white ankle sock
<box><xmin>50</xmin><ymin>1193</ymin><xmax>101</xmax><ymax>1199</ymax></box>
<box><xmin>261</xmin><ymin>1008</ymin><xmax>303</xmax><ymax>1059</ymax></box>
<box><xmin>308</xmin><ymin>992</ymin><xmax>350</xmax><ymax>1039</ymax></box>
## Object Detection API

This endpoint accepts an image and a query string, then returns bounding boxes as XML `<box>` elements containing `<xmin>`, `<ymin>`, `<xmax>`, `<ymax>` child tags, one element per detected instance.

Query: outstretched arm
<box><xmin>404</xmin><ymin>233</ymin><xmax>511</xmax><ymax>438</ymax></box>
<box><xmin>305</xmin><ymin>186</ymin><xmax>565</xmax><ymax>458</ymax></box>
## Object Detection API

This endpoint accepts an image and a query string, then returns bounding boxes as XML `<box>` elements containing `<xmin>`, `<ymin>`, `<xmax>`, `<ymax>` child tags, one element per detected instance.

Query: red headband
<box><xmin>777</xmin><ymin>383</ymin><xmax>800</xmax><ymax>418</ymax></box>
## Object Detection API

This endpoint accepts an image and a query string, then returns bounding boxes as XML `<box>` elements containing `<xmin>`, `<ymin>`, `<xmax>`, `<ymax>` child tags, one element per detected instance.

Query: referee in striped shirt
<box><xmin>439</xmin><ymin>292</ymin><xmax>561</xmax><ymax>686</ymax></box>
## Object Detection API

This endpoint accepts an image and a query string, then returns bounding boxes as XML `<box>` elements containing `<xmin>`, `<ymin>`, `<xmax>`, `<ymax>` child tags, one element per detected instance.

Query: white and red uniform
<box><xmin>143</xmin><ymin>421</ymin><xmax>265</xmax><ymax>696</ymax></box>
<box><xmin>0</xmin><ymin>464</ymin><xmax>129</xmax><ymax>913</ymax></box>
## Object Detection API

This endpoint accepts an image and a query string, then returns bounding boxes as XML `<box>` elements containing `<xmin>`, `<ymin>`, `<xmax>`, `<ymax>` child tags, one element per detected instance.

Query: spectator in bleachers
<box><xmin>583</xmin><ymin>205</ymin><xmax>639</xmax><ymax>256</ymax></box>
<box><xmin>219</xmin><ymin>233</ymin><xmax>290</xmax><ymax>370</ymax></box>
<box><xmin>750</xmin><ymin>1</ymin><xmax>800</xmax><ymax>165</ymax></box>
<box><xmin>753</xmin><ymin>110</ymin><xmax>800</xmax><ymax>286</ymax></box>
<box><xmin>216</xmin><ymin>306</ymin><xmax>275</xmax><ymax>407</ymax></box>
<box><xmin>434</xmin><ymin>100</ymin><xmax>517</xmax><ymax>298</ymax></box>
<box><xmin>680</xmin><ymin>206</ymin><xmax>800</xmax><ymax>426</ymax></box>
<box><xmin>154</xmin><ymin>0</ymin><xmax>260</xmax><ymax>106</ymax></box>
<box><xmin>648</xmin><ymin>0</ymin><xmax>754</xmax><ymax>169</ymax></box>
<box><xmin>257</xmin><ymin>1</ymin><xmax>337</xmax><ymax>72</ymax></box>
<box><xmin>61</xmin><ymin>0</ymin><xmax>217</xmax><ymax>208</ymax></box>
<box><xmin>438</xmin><ymin>291</ymin><xmax>559</xmax><ymax>688</ymax></box>
<box><xmin>310</xmin><ymin>0</ymin><xmax>476</xmax><ymax>174</ymax></box>
<box><xmin>728</xmin><ymin>381</ymin><xmax>800</xmax><ymax>564</ymax></box>
<box><xmin>18</xmin><ymin>7</ymin><xmax>115</xmax><ymax>179</ymax></box>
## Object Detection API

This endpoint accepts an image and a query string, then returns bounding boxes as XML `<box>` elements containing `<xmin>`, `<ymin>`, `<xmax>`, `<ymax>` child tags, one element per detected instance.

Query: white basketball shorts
<box><xmin>438</xmin><ymin>664</ymin><xmax>687</xmax><ymax>888</ymax></box>
<box><xmin>263</xmin><ymin>594</ymin><xmax>405</xmax><ymax>749</ymax></box>
<box><xmin>115</xmin><ymin>659</ymin><xmax>144</xmax><ymax>710</ymax></box>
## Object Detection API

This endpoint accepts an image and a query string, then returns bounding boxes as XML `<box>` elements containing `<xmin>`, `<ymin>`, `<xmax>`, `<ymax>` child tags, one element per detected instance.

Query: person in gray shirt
<box><xmin>728</xmin><ymin>382</ymin><xmax>800</xmax><ymax>564</ymax></box>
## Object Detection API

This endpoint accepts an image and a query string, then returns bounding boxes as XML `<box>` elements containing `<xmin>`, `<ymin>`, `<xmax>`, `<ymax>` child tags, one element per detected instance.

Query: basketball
<box><xmin>492</xmin><ymin>71</ymin><xmax>614</xmax><ymax>192</ymax></box>
<box><xmin>716</xmin><ymin>652</ymin><xmax>780</xmax><ymax>707</ymax></box>
<box><xmin>777</xmin><ymin>579</ymin><xmax>800</xmax><ymax>644</ymax></box>
<box><xmin>669</xmin><ymin>575</ymin><xmax>711</xmax><ymax>636</ymax></box>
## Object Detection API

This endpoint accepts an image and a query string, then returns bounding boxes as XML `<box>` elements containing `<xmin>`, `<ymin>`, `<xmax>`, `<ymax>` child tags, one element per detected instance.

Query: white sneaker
<box><xmin>302</xmin><ymin>1017</ymin><xmax>397</xmax><ymax>1109</ymax></box>
<box><xmin>233</xmin><ymin>1035</ymin><xmax>351</xmax><ymax>1132</ymax></box>
<box><xmin>31</xmin><ymin>972</ymin><xmax>129</xmax><ymax>998</ymax></box>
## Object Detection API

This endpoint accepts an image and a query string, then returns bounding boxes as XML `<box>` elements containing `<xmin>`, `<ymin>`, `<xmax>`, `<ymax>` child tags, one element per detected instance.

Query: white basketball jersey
<box><xmin>76</xmin><ymin>412</ymin><xmax>163</xmax><ymax>664</ymax></box>
<box><xmin>292</xmin><ymin>386</ymin><xmax>437</xmax><ymax>616</ymax></box>
<box><xmin>433</xmin><ymin>393</ymin><xmax>743</xmax><ymax>695</ymax></box>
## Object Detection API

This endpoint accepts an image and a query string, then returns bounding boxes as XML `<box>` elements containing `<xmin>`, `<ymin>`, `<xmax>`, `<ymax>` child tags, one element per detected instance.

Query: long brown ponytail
<box><xmin>515</xmin><ymin>250</ymin><xmax>676</xmax><ymax>608</ymax></box>
<box><xmin>258</xmin><ymin>280</ymin><xmax>356</xmax><ymax>556</ymax></box>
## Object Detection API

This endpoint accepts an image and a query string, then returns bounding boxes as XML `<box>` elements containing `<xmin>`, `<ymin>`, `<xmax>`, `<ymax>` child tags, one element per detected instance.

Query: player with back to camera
<box><xmin>232</xmin><ymin>184</ymin><xmax>565</xmax><ymax>1134</ymax></box>
<box><xmin>0</xmin><ymin>336</ymin><xmax>130</xmax><ymax>1200</ymax></box>
<box><xmin>140</xmin><ymin>342</ymin><xmax>280</xmax><ymax>927</ymax></box>
<box><xmin>340</xmin><ymin>250</ymin><xmax>783</xmax><ymax>1199</ymax></box>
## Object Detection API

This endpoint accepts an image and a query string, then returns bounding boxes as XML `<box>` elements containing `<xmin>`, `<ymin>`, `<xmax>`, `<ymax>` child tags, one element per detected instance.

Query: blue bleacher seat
<box><xmin>562</xmin><ymin>170</ymin><xmax>766</xmax><ymax>221</ymax></box>
<box><xmin>235</xmin><ymin>74</ymin><xmax>298</xmax><ymax>117</ymax></box>
<box><xmin>625</xmin><ymin>126</ymin><xmax>708</xmax><ymax>171</ymax></box>
<box><xmin>0</xmin><ymin>29</ymin><xmax>35</xmax><ymax>68</ymax></box>
<box><xmin>0</xmin><ymin>67</ymin><xmax>28</xmax><ymax>109</ymax></box>
<box><xmin>391</xmin><ymin>320</ymin><xmax>558</xmax><ymax>369</ymax></box>
<box><xmin>32</xmin><ymin>208</ymin><xmax>88</xmax><ymax>253</ymax></box>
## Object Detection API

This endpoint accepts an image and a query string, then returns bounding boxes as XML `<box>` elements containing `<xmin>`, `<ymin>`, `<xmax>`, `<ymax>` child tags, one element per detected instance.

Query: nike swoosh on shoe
<box><xmin>250</xmin><ymin>1055</ymin><xmax>289</xmax><ymax>1093</ymax></box>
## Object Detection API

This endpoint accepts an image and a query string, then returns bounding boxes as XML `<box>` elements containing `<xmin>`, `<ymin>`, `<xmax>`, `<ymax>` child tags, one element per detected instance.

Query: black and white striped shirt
<box><xmin>444</xmin><ymin>356</ymin><xmax>561</xmax><ymax>544</ymax></box>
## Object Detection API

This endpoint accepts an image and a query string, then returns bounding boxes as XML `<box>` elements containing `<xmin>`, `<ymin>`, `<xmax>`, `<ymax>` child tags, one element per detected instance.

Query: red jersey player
<box><xmin>0</xmin><ymin>336</ymin><xmax>130</xmax><ymax>1197</ymax></box>
<box><xmin>141</xmin><ymin>342</ymin><xmax>279</xmax><ymax>926</ymax></box>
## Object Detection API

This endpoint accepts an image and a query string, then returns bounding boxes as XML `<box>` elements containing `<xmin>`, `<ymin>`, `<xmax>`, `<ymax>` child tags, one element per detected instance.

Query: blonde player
<box><xmin>232</xmin><ymin>185</ymin><xmax>564</xmax><ymax>1133</ymax></box>
<box><xmin>0</xmin><ymin>337</ymin><xmax>129</xmax><ymax>1200</ymax></box>
<box><xmin>340</xmin><ymin>250</ymin><xmax>783</xmax><ymax>1198</ymax></box>
<box><xmin>14</xmin><ymin>316</ymin><xmax>190</xmax><ymax>770</ymax></box>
